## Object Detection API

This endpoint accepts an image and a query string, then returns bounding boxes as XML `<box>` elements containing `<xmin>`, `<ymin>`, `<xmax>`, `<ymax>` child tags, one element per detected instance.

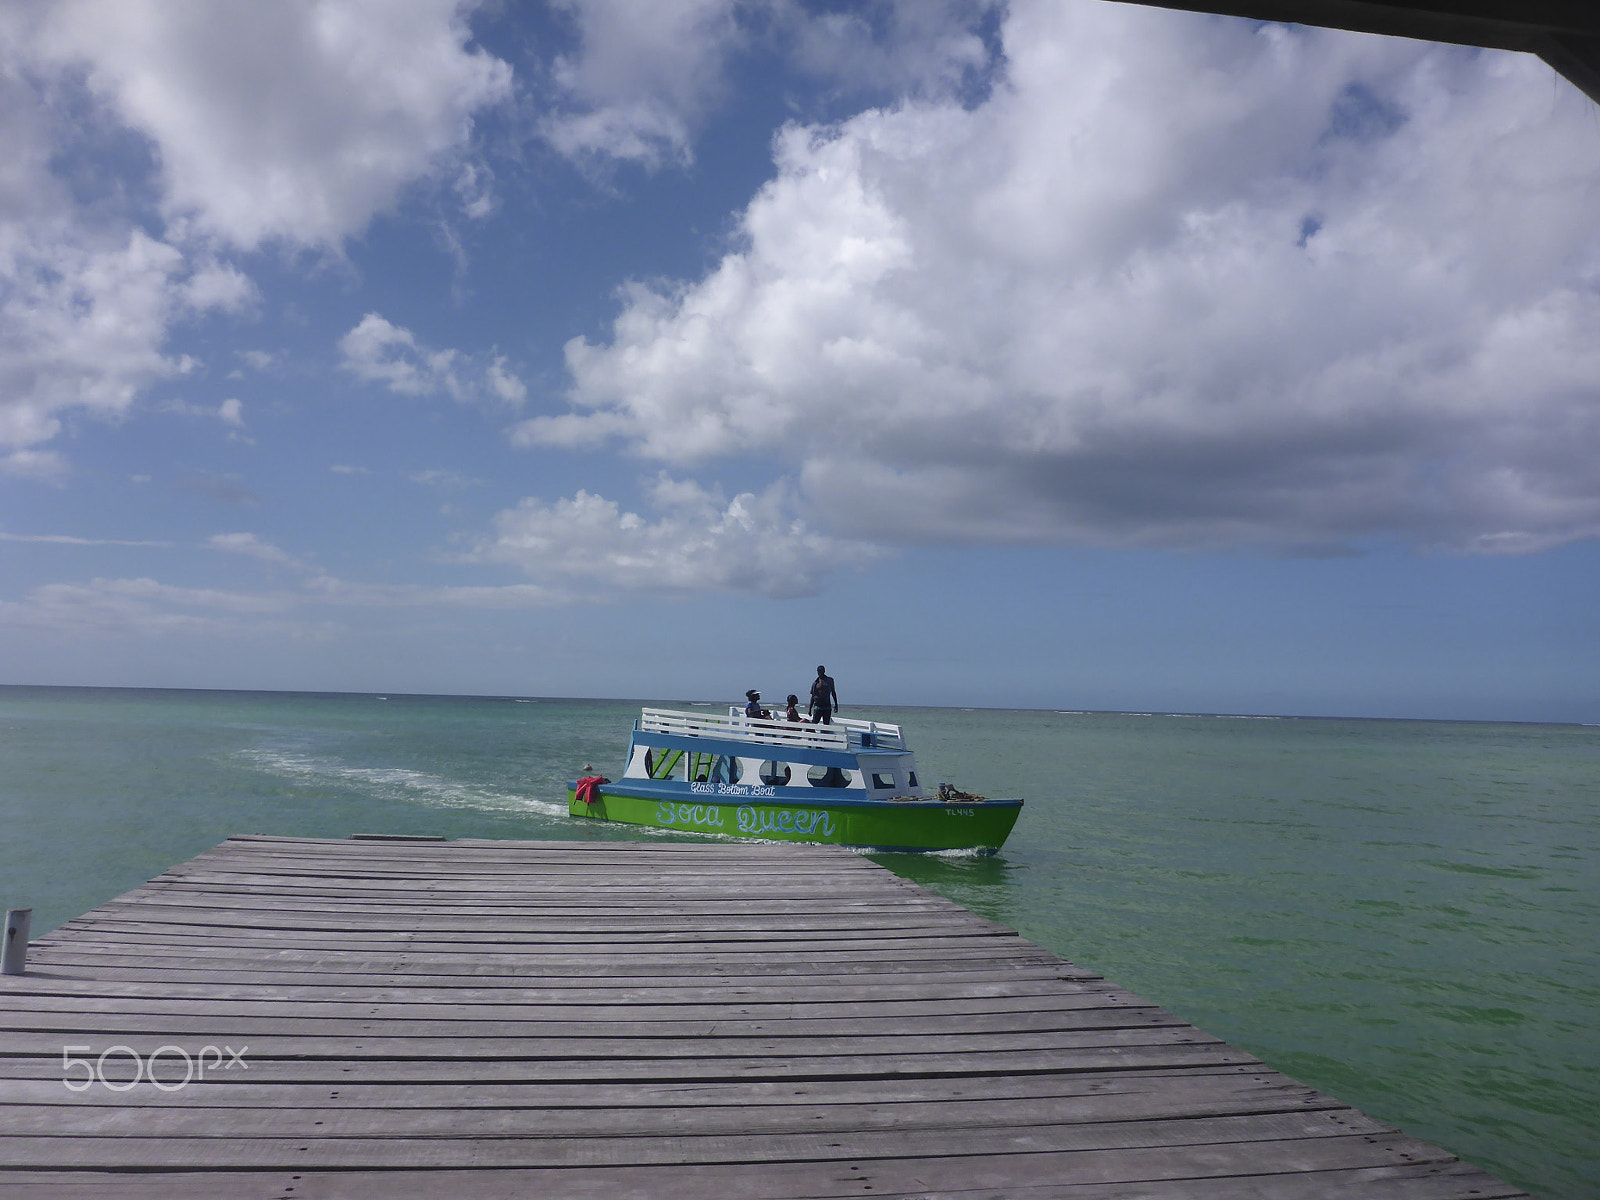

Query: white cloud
<box><xmin>3</xmin><ymin>0</ymin><xmax>513</xmax><ymax>472</ymax></box>
<box><xmin>0</xmin><ymin>576</ymin><xmax>293</xmax><ymax>640</ymax></box>
<box><xmin>539</xmin><ymin>0</ymin><xmax>1003</xmax><ymax>170</ymax></box>
<box><xmin>208</xmin><ymin>532</ymin><xmax>308</xmax><ymax>570</ymax></box>
<box><xmin>96</xmin><ymin>575</ymin><xmax>289</xmax><ymax>614</ymax></box>
<box><xmin>472</xmin><ymin>475</ymin><xmax>880</xmax><ymax>598</ymax></box>
<box><xmin>486</xmin><ymin>356</ymin><xmax>528</xmax><ymax>405</ymax></box>
<box><xmin>176</xmin><ymin>475</ymin><xmax>261</xmax><ymax>507</ymax></box>
<box><xmin>0</xmin><ymin>565</ymin><xmax>568</xmax><ymax>640</ymax></box>
<box><xmin>0</xmin><ymin>531</ymin><xmax>172</xmax><ymax>548</ymax></box>
<box><xmin>33</xmin><ymin>0</ymin><xmax>513</xmax><ymax>249</ymax></box>
<box><xmin>1</xmin><ymin>450</ymin><xmax>70</xmax><ymax>484</ymax></box>
<box><xmin>781</xmin><ymin>0</ymin><xmax>997</xmax><ymax>100</ymax></box>
<box><xmin>540</xmin><ymin>0</ymin><xmax>743</xmax><ymax>168</ymax></box>
<box><xmin>454</xmin><ymin>160</ymin><xmax>496</xmax><ymax>219</ymax></box>
<box><xmin>0</xmin><ymin>228</ymin><xmax>224</xmax><ymax>457</ymax></box>
<box><xmin>301</xmin><ymin>576</ymin><xmax>566</xmax><ymax>608</ymax></box>
<box><xmin>155</xmin><ymin>396</ymin><xmax>252</xmax><ymax>440</ymax></box>
<box><xmin>182</xmin><ymin>260</ymin><xmax>256</xmax><ymax>312</ymax></box>
<box><xmin>339</xmin><ymin>313</ymin><xmax>527</xmax><ymax>407</ymax></box>
<box><xmin>538</xmin><ymin>4</ymin><xmax>1600</xmax><ymax>555</ymax></box>
<box><xmin>339</xmin><ymin>314</ymin><xmax>457</xmax><ymax>397</ymax></box>
<box><xmin>410</xmin><ymin>468</ymin><xmax>484</xmax><ymax>490</ymax></box>
<box><xmin>2</xmin><ymin>0</ymin><xmax>988</xmax><ymax>477</ymax></box>
<box><xmin>509</xmin><ymin>407</ymin><xmax>634</xmax><ymax>450</ymax></box>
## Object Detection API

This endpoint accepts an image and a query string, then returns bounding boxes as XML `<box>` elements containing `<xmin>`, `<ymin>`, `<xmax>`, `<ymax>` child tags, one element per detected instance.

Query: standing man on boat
<box><xmin>809</xmin><ymin>665</ymin><xmax>840</xmax><ymax>725</ymax></box>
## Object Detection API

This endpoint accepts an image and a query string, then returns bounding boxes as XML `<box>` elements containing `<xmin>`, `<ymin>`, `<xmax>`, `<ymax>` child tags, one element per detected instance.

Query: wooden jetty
<box><xmin>0</xmin><ymin>835</ymin><xmax>1530</xmax><ymax>1198</ymax></box>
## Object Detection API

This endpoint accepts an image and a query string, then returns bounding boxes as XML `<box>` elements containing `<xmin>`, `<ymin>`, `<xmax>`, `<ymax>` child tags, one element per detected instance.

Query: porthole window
<box><xmin>759</xmin><ymin>761</ymin><xmax>792</xmax><ymax>786</ymax></box>
<box><xmin>807</xmin><ymin>765</ymin><xmax>853</xmax><ymax>788</ymax></box>
<box><xmin>708</xmin><ymin>755</ymin><xmax>743</xmax><ymax>785</ymax></box>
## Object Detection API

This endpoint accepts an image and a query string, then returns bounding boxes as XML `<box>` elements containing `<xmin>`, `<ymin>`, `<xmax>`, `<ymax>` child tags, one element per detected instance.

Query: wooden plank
<box><xmin>0</xmin><ymin>987</ymin><xmax>1149</xmax><ymax>1020</ymax></box>
<box><xmin>0</xmin><ymin>1130</ymin><xmax>1454</xmax><ymax>1175</ymax></box>
<box><xmin>169</xmin><ymin>843</ymin><xmax>891</xmax><ymax>868</ymax></box>
<box><xmin>0</xmin><ymin>836</ymin><xmax>1526</xmax><ymax>1199</ymax></box>
<box><xmin>0</xmin><ymin>1082</ymin><xmax>1348</xmax><ymax>1136</ymax></box>
<box><xmin>22</xmin><ymin>946</ymin><xmax>1070</xmax><ymax>974</ymax></box>
<box><xmin>178</xmin><ymin>851</ymin><xmax>881</xmax><ymax>874</ymax></box>
<box><xmin>166</xmin><ymin>855</ymin><xmax>884</xmax><ymax>874</ymax></box>
<box><xmin>0</xmin><ymin>1160</ymin><xmax>1533</xmax><ymax>1200</ymax></box>
<box><xmin>138</xmin><ymin>876</ymin><xmax>935</xmax><ymax>898</ymax></box>
<box><xmin>4</xmin><ymin>962</ymin><xmax>1098</xmax><ymax>990</ymax></box>
<box><xmin>82</xmin><ymin>895</ymin><xmax>968</xmax><ymax>921</ymax></box>
<box><xmin>0</xmin><ymin>1066</ymin><xmax>1298</xmax><ymax>1109</ymax></box>
<box><xmin>0</xmin><ymin>1043</ymin><xmax>1264</xmax><ymax>1084</ymax></box>
<box><xmin>0</xmin><ymin>1025</ymin><xmax>1232</xmax><ymax>1062</ymax></box>
<box><xmin>232</xmin><ymin>833</ymin><xmax>886</xmax><ymax>855</ymax></box>
<box><xmin>72</xmin><ymin>904</ymin><xmax>981</xmax><ymax>929</ymax></box>
<box><xmin>0</xmin><ymin>971</ymin><xmax>1105</xmax><ymax>1003</ymax></box>
<box><xmin>0</xmin><ymin>1005</ymin><xmax>1183</xmax><ymax>1039</ymax></box>
<box><xmin>132</xmin><ymin>879</ymin><xmax>922</xmax><ymax>900</ymax></box>
<box><xmin>50</xmin><ymin>921</ymin><xmax>1023</xmax><ymax>947</ymax></box>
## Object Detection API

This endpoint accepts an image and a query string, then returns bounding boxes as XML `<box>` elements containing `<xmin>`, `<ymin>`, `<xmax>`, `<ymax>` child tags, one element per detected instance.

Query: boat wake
<box><xmin>856</xmin><ymin>844</ymin><xmax>993</xmax><ymax>860</ymax></box>
<box><xmin>233</xmin><ymin>748</ymin><xmax>569</xmax><ymax>819</ymax></box>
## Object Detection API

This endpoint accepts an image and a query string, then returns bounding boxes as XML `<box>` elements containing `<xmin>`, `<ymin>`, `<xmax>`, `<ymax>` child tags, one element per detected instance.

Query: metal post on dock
<box><xmin>2</xmin><ymin>908</ymin><xmax>31</xmax><ymax>975</ymax></box>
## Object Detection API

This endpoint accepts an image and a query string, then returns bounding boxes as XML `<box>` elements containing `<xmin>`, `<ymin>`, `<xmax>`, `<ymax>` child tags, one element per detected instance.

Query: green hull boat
<box><xmin>568</xmin><ymin>706</ymin><xmax>1023</xmax><ymax>853</ymax></box>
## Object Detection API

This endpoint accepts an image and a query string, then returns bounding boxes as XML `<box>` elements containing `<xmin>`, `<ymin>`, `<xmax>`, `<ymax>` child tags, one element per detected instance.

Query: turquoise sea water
<box><xmin>0</xmin><ymin>685</ymin><xmax>1595</xmax><ymax>1198</ymax></box>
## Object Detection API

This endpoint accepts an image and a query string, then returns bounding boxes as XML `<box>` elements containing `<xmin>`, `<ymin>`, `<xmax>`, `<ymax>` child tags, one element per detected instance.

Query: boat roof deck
<box><xmin>0</xmin><ymin>834</ymin><xmax>1530</xmax><ymax>1198</ymax></box>
<box><xmin>638</xmin><ymin>706</ymin><xmax>908</xmax><ymax>753</ymax></box>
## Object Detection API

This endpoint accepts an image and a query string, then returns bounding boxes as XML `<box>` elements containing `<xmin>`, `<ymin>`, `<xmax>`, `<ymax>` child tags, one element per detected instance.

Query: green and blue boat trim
<box><xmin>567</xmin><ymin>707</ymin><xmax>1023</xmax><ymax>853</ymax></box>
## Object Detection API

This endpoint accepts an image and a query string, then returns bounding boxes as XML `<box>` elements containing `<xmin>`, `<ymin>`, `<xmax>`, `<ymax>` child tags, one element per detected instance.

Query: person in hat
<box><xmin>744</xmin><ymin>689</ymin><xmax>771</xmax><ymax>720</ymax></box>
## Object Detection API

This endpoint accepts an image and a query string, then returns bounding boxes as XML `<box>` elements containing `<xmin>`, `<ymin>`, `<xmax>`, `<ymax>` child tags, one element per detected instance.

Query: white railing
<box><xmin>639</xmin><ymin>707</ymin><xmax>907</xmax><ymax>752</ymax></box>
<box><xmin>641</xmin><ymin>707</ymin><xmax>847</xmax><ymax>750</ymax></box>
<box><xmin>722</xmin><ymin>709</ymin><xmax>906</xmax><ymax>750</ymax></box>
<box><xmin>835</xmin><ymin>714</ymin><xmax>906</xmax><ymax>750</ymax></box>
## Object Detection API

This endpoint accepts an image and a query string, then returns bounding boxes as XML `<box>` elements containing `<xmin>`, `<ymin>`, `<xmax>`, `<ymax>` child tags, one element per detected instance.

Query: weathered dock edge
<box><xmin>0</xmin><ymin>835</ymin><xmax>1533</xmax><ymax>1199</ymax></box>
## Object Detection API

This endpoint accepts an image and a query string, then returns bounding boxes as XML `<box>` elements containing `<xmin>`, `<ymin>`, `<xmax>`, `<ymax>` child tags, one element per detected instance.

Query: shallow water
<box><xmin>1</xmin><ymin>687</ymin><xmax>1594</xmax><ymax>1197</ymax></box>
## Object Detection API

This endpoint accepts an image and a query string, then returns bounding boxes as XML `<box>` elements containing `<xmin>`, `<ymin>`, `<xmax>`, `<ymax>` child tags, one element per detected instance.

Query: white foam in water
<box><xmin>235</xmin><ymin>748</ymin><xmax>569</xmax><ymax>819</ymax></box>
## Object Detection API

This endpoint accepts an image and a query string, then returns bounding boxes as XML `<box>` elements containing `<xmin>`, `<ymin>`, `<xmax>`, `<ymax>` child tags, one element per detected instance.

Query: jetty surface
<box><xmin>0</xmin><ymin>834</ymin><xmax>1530</xmax><ymax>1198</ymax></box>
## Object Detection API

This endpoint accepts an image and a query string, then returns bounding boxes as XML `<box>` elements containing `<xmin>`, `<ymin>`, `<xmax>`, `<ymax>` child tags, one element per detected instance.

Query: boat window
<box><xmin>686</xmin><ymin>750</ymin><xmax>741</xmax><ymax>783</ymax></box>
<box><xmin>871</xmin><ymin>772</ymin><xmax>896</xmax><ymax>790</ymax></box>
<box><xmin>807</xmin><ymin>765</ymin><xmax>854</xmax><ymax>788</ymax></box>
<box><xmin>758</xmin><ymin>761</ymin><xmax>792</xmax><ymax>786</ymax></box>
<box><xmin>906</xmin><ymin>770</ymin><xmax>918</xmax><ymax>788</ymax></box>
<box><xmin>646</xmin><ymin>748</ymin><xmax>686</xmax><ymax>780</ymax></box>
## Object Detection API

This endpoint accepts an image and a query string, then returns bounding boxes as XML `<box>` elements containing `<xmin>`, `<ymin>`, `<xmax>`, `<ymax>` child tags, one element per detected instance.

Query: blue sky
<box><xmin>3</xmin><ymin>0</ymin><xmax>1598</xmax><ymax>722</ymax></box>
